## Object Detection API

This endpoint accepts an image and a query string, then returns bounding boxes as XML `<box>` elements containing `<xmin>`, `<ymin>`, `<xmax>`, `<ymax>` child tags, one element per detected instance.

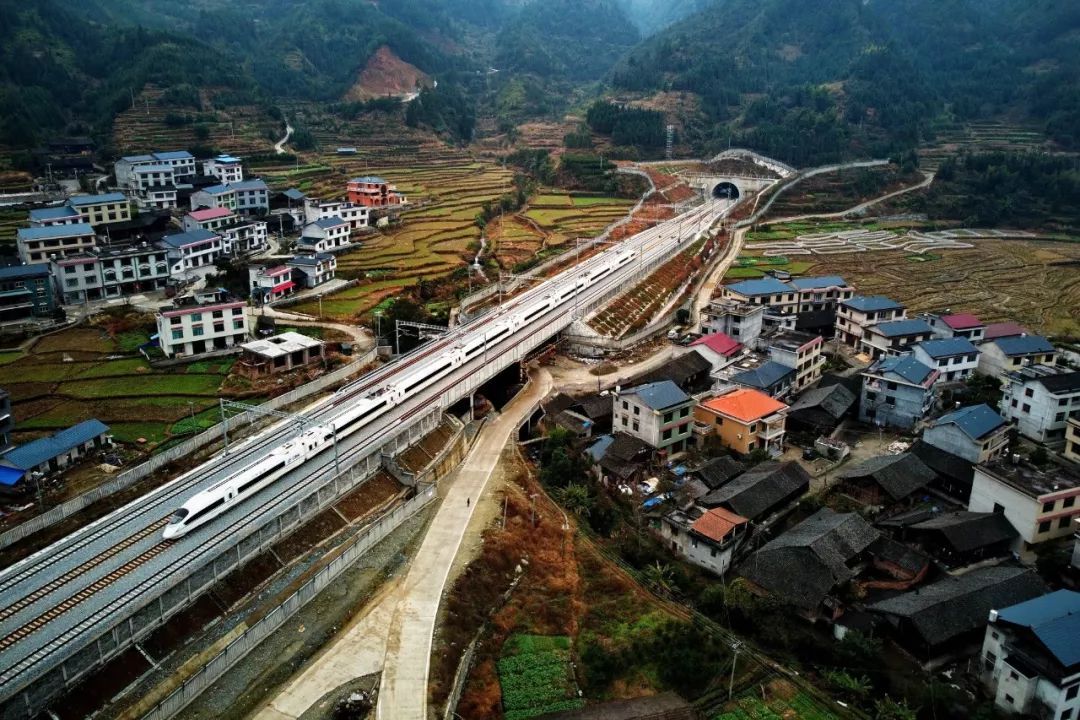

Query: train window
<box><xmin>188</xmin><ymin>497</ymin><xmax>227</xmax><ymax>523</ymax></box>
<box><xmin>168</xmin><ymin>508</ymin><xmax>189</xmax><ymax>525</ymax></box>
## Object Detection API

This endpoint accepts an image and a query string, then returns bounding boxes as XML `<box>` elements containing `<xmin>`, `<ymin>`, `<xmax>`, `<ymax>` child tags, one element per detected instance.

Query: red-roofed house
<box><xmin>183</xmin><ymin>207</ymin><xmax>236</xmax><ymax>233</ymax></box>
<box><xmin>690</xmin><ymin>332</ymin><xmax>744</xmax><ymax>372</ymax></box>
<box><xmin>695</xmin><ymin>388</ymin><xmax>789</xmax><ymax>456</ymax></box>
<box><xmin>925</xmin><ymin>312</ymin><xmax>986</xmax><ymax>342</ymax></box>
<box><xmin>249</xmin><ymin>265</ymin><xmax>296</xmax><ymax>304</ymax></box>
<box><xmin>983</xmin><ymin>322</ymin><xmax>1030</xmax><ymax>341</ymax></box>
<box><xmin>657</xmin><ymin>505</ymin><xmax>749</xmax><ymax>577</ymax></box>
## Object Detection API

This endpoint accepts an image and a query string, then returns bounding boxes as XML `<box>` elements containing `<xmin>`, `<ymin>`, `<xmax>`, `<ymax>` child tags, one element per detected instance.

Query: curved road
<box><xmin>274</xmin><ymin>121</ymin><xmax>294</xmax><ymax>155</ymax></box>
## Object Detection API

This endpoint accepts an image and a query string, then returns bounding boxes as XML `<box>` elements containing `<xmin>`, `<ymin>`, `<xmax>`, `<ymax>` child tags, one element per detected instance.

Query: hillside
<box><xmin>610</xmin><ymin>0</ymin><xmax>1080</xmax><ymax>164</ymax></box>
<box><xmin>344</xmin><ymin>46</ymin><xmax>432</xmax><ymax>102</ymax></box>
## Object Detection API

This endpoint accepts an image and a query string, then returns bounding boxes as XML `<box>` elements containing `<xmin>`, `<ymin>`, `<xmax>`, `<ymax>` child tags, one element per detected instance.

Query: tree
<box><xmin>559</xmin><ymin>483</ymin><xmax>594</xmax><ymax>517</ymax></box>
<box><xmin>642</xmin><ymin>561</ymin><xmax>677</xmax><ymax>594</ymax></box>
<box><xmin>875</xmin><ymin>697</ymin><xmax>917</xmax><ymax>720</ymax></box>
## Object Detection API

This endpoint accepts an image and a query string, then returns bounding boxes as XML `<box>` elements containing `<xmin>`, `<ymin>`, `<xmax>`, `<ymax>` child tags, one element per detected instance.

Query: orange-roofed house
<box><xmin>695</xmin><ymin>387</ymin><xmax>789</xmax><ymax>457</ymax></box>
<box><xmin>656</xmin><ymin>506</ymin><xmax>749</xmax><ymax>577</ymax></box>
<box><xmin>346</xmin><ymin>176</ymin><xmax>407</xmax><ymax>208</ymax></box>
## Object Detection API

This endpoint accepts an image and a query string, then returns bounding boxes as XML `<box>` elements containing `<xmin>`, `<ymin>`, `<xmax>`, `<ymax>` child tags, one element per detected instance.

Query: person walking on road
<box><xmin>466</xmin><ymin>497</ymin><xmax>470</xmax><ymax>507</ymax></box>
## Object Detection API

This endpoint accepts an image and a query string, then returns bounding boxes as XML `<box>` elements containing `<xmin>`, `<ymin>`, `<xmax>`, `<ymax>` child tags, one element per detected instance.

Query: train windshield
<box><xmin>168</xmin><ymin>508</ymin><xmax>189</xmax><ymax>525</ymax></box>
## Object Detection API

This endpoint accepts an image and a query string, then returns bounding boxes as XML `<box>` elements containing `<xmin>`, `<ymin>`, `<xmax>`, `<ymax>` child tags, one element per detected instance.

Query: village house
<box><xmin>786</xmin><ymin>383</ymin><xmax>857</xmax><ymax>435</ymax></box>
<box><xmin>634</xmin><ymin>351</ymin><xmax>713</xmax><ymax>394</ymax></box>
<box><xmin>694</xmin><ymin>387</ymin><xmax>788</xmax><ymax>457</ymax></box>
<box><xmin>968</xmin><ymin>459</ymin><xmax>1080</xmax><ymax>547</ymax></box>
<box><xmin>835</xmin><ymin>453</ymin><xmax>937</xmax><ymax>507</ymax></box>
<box><xmin>860</xmin><ymin>318</ymin><xmax>935</xmax><ymax>359</ymax></box>
<box><xmin>721</xmin><ymin>277</ymin><xmax>799</xmax><ymax>318</ymax></box>
<box><xmin>588</xmin><ymin>432</ymin><xmax>652</xmax><ymax>486</ymax></box>
<box><xmin>730</xmin><ymin>360</ymin><xmax>795</xmax><ymax>398</ymax></box>
<box><xmin>0</xmin><ymin>264</ymin><xmax>56</xmax><ymax>323</ymax></box>
<box><xmin>114</xmin><ymin>150</ymin><xmax>196</xmax><ymax>189</ymax></box>
<box><xmin>130</xmin><ymin>163</ymin><xmax>177</xmax><ymax>202</ymax></box>
<box><xmin>159</xmin><ymin>229</ymin><xmax>223</xmax><ymax>275</ymax></box>
<box><xmin>612</xmin><ymin>381</ymin><xmax>694</xmax><ymax>454</ymax></box>
<box><xmin>836</xmin><ymin>295</ymin><xmax>906</xmax><ymax>349</ymax></box>
<box><xmin>701</xmin><ymin>298</ymin><xmax>766</xmax><ymax>345</ymax></box>
<box><xmin>286</xmin><ymin>254</ymin><xmax>337</xmax><ymax>289</ymax></box>
<box><xmin>249</xmin><ymin>265</ymin><xmax>295</xmax><ymax>304</ymax></box>
<box><xmin>657</xmin><ymin>506</ymin><xmax>749</xmax><ymax>578</ymax></box>
<box><xmin>688</xmin><ymin>332</ymin><xmax>744</xmax><ymax>373</ymax></box>
<box><xmin>902</xmin><ymin>511</ymin><xmax>1019</xmax><ymax>568</ymax></box>
<box><xmin>983</xmin><ymin>322</ymin><xmax>1030</xmax><ymax>343</ymax></box>
<box><xmin>303</xmin><ymin>197</ymin><xmax>370</xmax><ymax>230</ymax></box>
<box><xmin>763</xmin><ymin>331</ymin><xmax>825</xmax><ymax>392</ymax></box>
<box><xmin>202</xmin><ymin>154</ymin><xmax>244</xmax><ymax>184</ymax></box>
<box><xmin>911</xmin><ymin>337</ymin><xmax>981</xmax><ymax>384</ymax></box>
<box><xmin>156</xmin><ymin>291</ymin><xmax>249</xmax><ymax>359</ymax></box>
<box><xmin>346</xmin><ymin>176</ymin><xmax>406</xmax><ymax>207</ymax></box>
<box><xmin>869</xmin><ymin>566</ymin><xmax>1047</xmax><ymax>667</ymax></box>
<box><xmin>65</xmin><ymin>193</ymin><xmax>132</xmax><ymax>226</ymax></box>
<box><xmin>28</xmin><ymin>204</ymin><xmax>83</xmax><ymax>227</ymax></box>
<box><xmin>910</xmin><ymin>439</ymin><xmax>978</xmax><ymax>501</ymax></box>
<box><xmin>238</xmin><ymin>332</ymin><xmax>324</xmax><ymax>377</ymax></box>
<box><xmin>219</xmin><ymin>218</ymin><xmax>269</xmax><ymax>256</ymax></box>
<box><xmin>978</xmin><ymin>335</ymin><xmax>1058</xmax><ymax>378</ymax></box>
<box><xmin>1067</xmin><ymin>418</ymin><xmax>1080</xmax><ymax>463</ymax></box>
<box><xmin>789</xmin><ymin>275</ymin><xmax>855</xmax><ymax>313</ymax></box>
<box><xmin>0</xmin><ymin>419</ymin><xmax>111</xmax><ymax>480</ymax></box>
<box><xmin>183</xmin><ymin>207</ymin><xmax>235</xmax><ymax>234</ymax></box>
<box><xmin>981</xmin><ymin>590</ymin><xmax>1080</xmax><ymax>719</ymax></box>
<box><xmin>922</xmin><ymin>404</ymin><xmax>1010</xmax><ymax>464</ymax></box>
<box><xmin>299</xmin><ymin>216</ymin><xmax>352</xmax><ymax>254</ymax></box>
<box><xmin>51</xmin><ymin>245</ymin><xmax>169</xmax><ymax>305</ymax></box>
<box><xmin>859</xmin><ymin>355</ymin><xmax>939</xmax><ymax>430</ymax></box>
<box><xmin>924</xmin><ymin>312</ymin><xmax>987</xmax><ymax>342</ymax></box>
<box><xmin>699</xmin><ymin>461</ymin><xmax>810</xmax><ymax>522</ymax></box>
<box><xmin>1000</xmin><ymin>365</ymin><xmax>1080</xmax><ymax>444</ymax></box>
<box><xmin>739</xmin><ymin>508</ymin><xmax>879</xmax><ymax>621</ymax></box>
<box><xmin>190</xmin><ymin>179</ymin><xmax>270</xmax><ymax>214</ymax></box>
<box><xmin>16</xmin><ymin>223</ymin><xmax>96</xmax><ymax>264</ymax></box>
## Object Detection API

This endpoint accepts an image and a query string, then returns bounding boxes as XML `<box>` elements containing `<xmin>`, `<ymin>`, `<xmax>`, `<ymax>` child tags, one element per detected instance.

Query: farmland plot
<box><xmin>497</xmin><ymin>635</ymin><xmax>584</xmax><ymax>720</ymax></box>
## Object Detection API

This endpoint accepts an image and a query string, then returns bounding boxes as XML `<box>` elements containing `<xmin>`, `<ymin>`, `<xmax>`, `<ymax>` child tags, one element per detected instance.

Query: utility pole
<box><xmin>728</xmin><ymin>640</ymin><xmax>742</xmax><ymax>700</ymax></box>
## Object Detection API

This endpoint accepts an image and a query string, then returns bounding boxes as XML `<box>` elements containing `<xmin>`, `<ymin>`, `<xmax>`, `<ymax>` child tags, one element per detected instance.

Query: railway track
<box><xmin>0</xmin><ymin>198</ymin><xmax>730</xmax><ymax>706</ymax></box>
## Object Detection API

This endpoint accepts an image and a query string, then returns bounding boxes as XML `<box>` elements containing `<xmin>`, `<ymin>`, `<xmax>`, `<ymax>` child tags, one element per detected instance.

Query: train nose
<box><xmin>161</xmin><ymin>525</ymin><xmax>180</xmax><ymax>541</ymax></box>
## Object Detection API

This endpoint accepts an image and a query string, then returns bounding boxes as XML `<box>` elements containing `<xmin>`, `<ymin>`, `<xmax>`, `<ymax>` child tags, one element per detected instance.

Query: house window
<box><xmin>866</xmin><ymin>392</ymin><xmax>877</xmax><ymax>402</ymax></box>
<box><xmin>1065</xmin><ymin>496</ymin><xmax>1076</xmax><ymax>508</ymax></box>
<box><xmin>1057</xmin><ymin>413</ymin><xmax>1067</xmax><ymax>423</ymax></box>
<box><xmin>192</xmin><ymin>326</ymin><xmax>204</xmax><ymax>337</ymax></box>
<box><xmin>1044</xmin><ymin>501</ymin><xmax>1056</xmax><ymax>513</ymax></box>
<box><xmin>1011</xmin><ymin>399</ymin><xmax>1018</xmax><ymax>408</ymax></box>
<box><xmin>632</xmin><ymin>421</ymin><xmax>639</xmax><ymax>432</ymax></box>
<box><xmin>663</xmin><ymin>412</ymin><xmax>673</xmax><ymax>424</ymax></box>
<box><xmin>622</xmin><ymin>401</ymin><xmax>628</xmax><ymax>410</ymax></box>
<box><xmin>993</xmin><ymin>503</ymin><xmax>1005</xmax><ymax>514</ymax></box>
<box><xmin>1061</xmin><ymin>709</ymin><xmax>1073</xmax><ymax>720</ymax></box>
<box><xmin>885</xmin><ymin>396</ymin><xmax>896</xmax><ymax>406</ymax></box>
<box><xmin>887</xmin><ymin>382</ymin><xmax>898</xmax><ymax>391</ymax></box>
<box><xmin>1022</xmin><ymin>404</ymin><xmax>1031</xmax><ymax>413</ymax></box>
<box><xmin>984</xmin><ymin>652</ymin><xmax>996</xmax><ymax>671</ymax></box>
<box><xmin>233</xmin><ymin>320</ymin><xmax>244</xmax><ymax>330</ymax></box>
<box><xmin>1067</xmin><ymin>684</ymin><xmax>1078</xmax><ymax>700</ymax></box>
<box><xmin>991</xmin><ymin>631</ymin><xmax>999</xmax><ymax>640</ymax></box>
<box><xmin>681</xmin><ymin>407</ymin><xmax>689</xmax><ymax>418</ymax></box>
<box><xmin>1005</xmin><ymin>695</ymin><xmax>1014</xmax><ymax>705</ymax></box>
<box><xmin>1025</xmin><ymin>388</ymin><xmax>1034</xmax><ymax>398</ymax></box>
<box><xmin>1060</xmin><ymin>518</ymin><xmax>1072</xmax><ymax>530</ymax></box>
<box><xmin>662</xmin><ymin>429</ymin><xmax>672</xmax><ymax>441</ymax></box>
<box><xmin>1009</xmin><ymin>671</ymin><xmax>1019</xmax><ymax>681</ymax></box>
<box><xmin>1039</xmin><ymin>520</ymin><xmax>1052</xmax><ymax>534</ymax></box>
<box><xmin>622</xmin><ymin>417</ymin><xmax>628</xmax><ymax>427</ymax></box>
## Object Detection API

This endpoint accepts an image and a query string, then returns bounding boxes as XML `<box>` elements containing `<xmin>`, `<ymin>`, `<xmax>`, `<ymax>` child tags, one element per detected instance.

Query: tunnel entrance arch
<box><xmin>711</xmin><ymin>182</ymin><xmax>740</xmax><ymax>200</ymax></box>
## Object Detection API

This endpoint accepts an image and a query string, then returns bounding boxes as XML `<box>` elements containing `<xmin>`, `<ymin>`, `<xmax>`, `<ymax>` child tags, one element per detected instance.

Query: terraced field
<box><xmin>919</xmin><ymin>121</ymin><xmax>1054</xmax><ymax>171</ymax></box>
<box><xmin>736</xmin><ymin>219</ymin><xmax>1080</xmax><ymax>337</ymax></box>
<box><xmin>3</xmin><ymin>326</ymin><xmax>239</xmax><ymax>447</ymax></box>
<box><xmin>112</xmin><ymin>85</ymin><xmax>280</xmax><ymax>156</ymax></box>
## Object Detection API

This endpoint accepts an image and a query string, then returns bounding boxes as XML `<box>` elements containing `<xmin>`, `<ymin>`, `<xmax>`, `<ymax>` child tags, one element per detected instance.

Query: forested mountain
<box><xmin>611</xmin><ymin>0</ymin><xmax>1080</xmax><ymax>164</ymax></box>
<box><xmin>614</xmin><ymin>0</ymin><xmax>714</xmax><ymax>35</ymax></box>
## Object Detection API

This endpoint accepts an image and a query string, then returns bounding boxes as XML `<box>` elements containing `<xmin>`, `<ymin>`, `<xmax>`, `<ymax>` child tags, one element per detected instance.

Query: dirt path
<box><xmin>259</xmin><ymin>306</ymin><xmax>373</xmax><ymax>347</ymax></box>
<box><xmin>765</xmin><ymin>170</ymin><xmax>935</xmax><ymax>225</ymax></box>
<box><xmin>689</xmin><ymin>224</ymin><xmax>749</xmax><ymax>333</ymax></box>
<box><xmin>274</xmin><ymin>121</ymin><xmax>294</xmax><ymax>155</ymax></box>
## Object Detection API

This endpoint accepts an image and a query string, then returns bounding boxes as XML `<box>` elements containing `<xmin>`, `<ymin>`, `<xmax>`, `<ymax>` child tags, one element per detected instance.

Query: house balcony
<box><xmin>758</xmin><ymin>423</ymin><xmax>786</xmax><ymax>441</ymax></box>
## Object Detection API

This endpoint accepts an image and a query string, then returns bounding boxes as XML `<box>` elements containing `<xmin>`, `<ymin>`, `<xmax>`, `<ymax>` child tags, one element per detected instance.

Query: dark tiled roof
<box><xmin>910</xmin><ymin>440</ymin><xmax>975</xmax><ymax>487</ymax></box>
<box><xmin>625</xmin><ymin>380</ymin><xmax>691</xmax><ymax>411</ymax></box>
<box><xmin>731</xmin><ymin>360</ymin><xmax>795</xmax><ymax>391</ymax></box>
<box><xmin>868</xmin><ymin>566</ymin><xmax>1047</xmax><ymax>647</ymax></box>
<box><xmin>787</xmin><ymin>384</ymin><xmax>856</xmax><ymax>421</ymax></box>
<box><xmin>835</xmin><ymin>453</ymin><xmax>936</xmax><ymax>501</ymax></box>
<box><xmin>635</xmin><ymin>350</ymin><xmax>711</xmax><ymax>388</ymax></box>
<box><xmin>910</xmin><ymin>511</ymin><xmax>1018</xmax><ymax>553</ymax></box>
<box><xmin>605</xmin><ymin>432</ymin><xmax>652</xmax><ymax>462</ymax></box>
<box><xmin>577</xmin><ymin>394</ymin><xmax>613</xmax><ymax>420</ymax></box>
<box><xmin>870</xmin><ymin>536</ymin><xmax>931</xmax><ymax>576</ymax></box>
<box><xmin>739</xmin><ymin>508</ymin><xmax>879</xmax><ymax>610</ymax></box>
<box><xmin>1037</xmin><ymin>371</ymin><xmax>1080</xmax><ymax>394</ymax></box>
<box><xmin>701</xmin><ymin>461</ymin><xmax>809</xmax><ymax>519</ymax></box>
<box><xmin>693</xmin><ymin>456</ymin><xmax>747</xmax><ymax>490</ymax></box>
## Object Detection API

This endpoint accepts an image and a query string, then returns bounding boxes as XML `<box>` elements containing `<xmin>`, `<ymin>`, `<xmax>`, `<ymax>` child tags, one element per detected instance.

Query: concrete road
<box><xmin>376</xmin><ymin>367</ymin><xmax>553</xmax><ymax>720</ymax></box>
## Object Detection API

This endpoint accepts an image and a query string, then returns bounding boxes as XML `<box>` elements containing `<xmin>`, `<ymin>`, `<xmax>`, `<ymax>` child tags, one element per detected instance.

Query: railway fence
<box><xmin>0</xmin><ymin>349</ymin><xmax>377</xmax><ymax>551</ymax></box>
<box><xmin>141</xmin><ymin>483</ymin><xmax>437</xmax><ymax>720</ymax></box>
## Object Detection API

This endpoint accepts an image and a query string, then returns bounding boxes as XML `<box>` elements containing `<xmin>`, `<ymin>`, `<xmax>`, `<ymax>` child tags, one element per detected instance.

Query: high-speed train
<box><xmin>163</xmin><ymin>202</ymin><xmax>723</xmax><ymax>540</ymax></box>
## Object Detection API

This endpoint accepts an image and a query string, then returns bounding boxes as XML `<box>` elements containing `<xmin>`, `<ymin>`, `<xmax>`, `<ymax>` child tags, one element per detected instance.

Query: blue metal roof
<box><xmin>870</xmin><ymin>319</ymin><xmax>933</xmax><ymax>338</ymax></box>
<box><xmin>313</xmin><ymin>216</ymin><xmax>346</xmax><ymax>229</ymax></box>
<box><xmin>587</xmin><ymin>434</ymin><xmax>614</xmax><ymax>462</ymax></box>
<box><xmin>789</xmin><ymin>275</ymin><xmax>848</xmax><ymax>290</ymax></box>
<box><xmin>28</xmin><ymin>206</ymin><xmax>80</xmax><ymax>222</ymax></box>
<box><xmin>994</xmin><ymin>335</ymin><xmax>1055</xmax><ymax>356</ymax></box>
<box><xmin>842</xmin><ymin>295</ymin><xmax>904</xmax><ymax>312</ymax></box>
<box><xmin>161</xmin><ymin>229</ymin><xmax>219</xmax><ymax>248</ymax></box>
<box><xmin>997</xmin><ymin>590</ymin><xmax>1080</xmax><ymax>668</ymax></box>
<box><xmin>283</xmin><ymin>188</ymin><xmax>306</xmax><ymax>200</ymax></box>
<box><xmin>916</xmin><ymin>337</ymin><xmax>978</xmax><ymax>359</ymax></box>
<box><xmin>872</xmin><ymin>356</ymin><xmax>935</xmax><ymax>385</ymax></box>
<box><xmin>725</xmin><ymin>277</ymin><xmax>792</xmax><ymax>296</ymax></box>
<box><xmin>153</xmin><ymin>150</ymin><xmax>194</xmax><ymax>161</ymax></box>
<box><xmin>201</xmin><ymin>183</ymin><xmax>230</xmax><ymax>195</ymax></box>
<box><xmin>732</xmin><ymin>360</ymin><xmax>795</xmax><ymax>390</ymax></box>
<box><xmin>2</xmin><ymin>419</ymin><xmax>109</xmax><ymax>471</ymax></box>
<box><xmin>120</xmin><ymin>154</ymin><xmax>156</xmax><ymax>163</ymax></box>
<box><xmin>67</xmin><ymin>192</ymin><xmax>127</xmax><ymax>206</ymax></box>
<box><xmin>16</xmin><ymin>223</ymin><xmax>94</xmax><ymax>241</ymax></box>
<box><xmin>212</xmin><ymin>154</ymin><xmax>241</xmax><ymax>163</ymax></box>
<box><xmin>133</xmin><ymin>163</ymin><xmax>174</xmax><ymax>173</ymax></box>
<box><xmin>626</xmin><ymin>380</ymin><xmax>691</xmax><ymax>410</ymax></box>
<box><xmin>231</xmin><ymin>179</ymin><xmax>268</xmax><ymax>191</ymax></box>
<box><xmin>0</xmin><ymin>466</ymin><xmax>25</xmax><ymax>487</ymax></box>
<box><xmin>350</xmin><ymin>176</ymin><xmax>387</xmax><ymax>184</ymax></box>
<box><xmin>0</xmin><ymin>264</ymin><xmax>50</xmax><ymax>280</ymax></box>
<box><xmin>933</xmin><ymin>403</ymin><xmax>1006</xmax><ymax>440</ymax></box>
